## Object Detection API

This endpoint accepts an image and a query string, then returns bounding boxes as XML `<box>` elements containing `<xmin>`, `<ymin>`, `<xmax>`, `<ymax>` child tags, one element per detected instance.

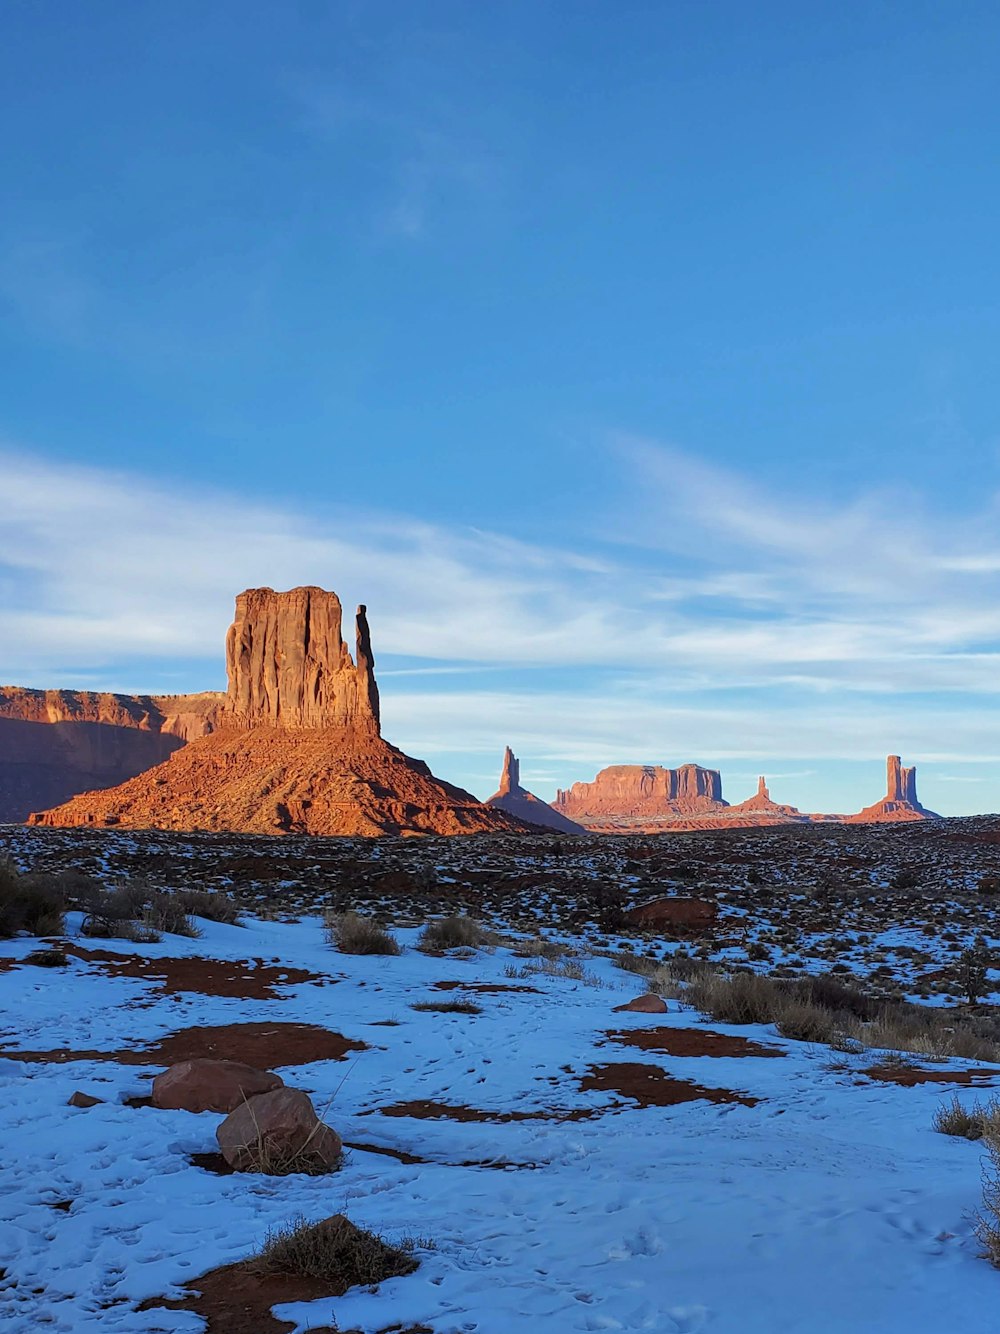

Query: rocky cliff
<box><xmin>0</xmin><ymin>688</ymin><xmax>221</xmax><ymax>823</ymax></box>
<box><xmin>487</xmin><ymin>747</ymin><xmax>586</xmax><ymax>834</ymax></box>
<box><xmin>29</xmin><ymin>587</ymin><xmax>528</xmax><ymax>837</ymax></box>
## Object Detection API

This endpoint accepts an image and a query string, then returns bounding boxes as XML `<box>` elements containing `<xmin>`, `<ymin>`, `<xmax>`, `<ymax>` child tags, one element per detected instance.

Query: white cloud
<box><xmin>4</xmin><ymin>440</ymin><xmax>1000</xmax><ymax>812</ymax></box>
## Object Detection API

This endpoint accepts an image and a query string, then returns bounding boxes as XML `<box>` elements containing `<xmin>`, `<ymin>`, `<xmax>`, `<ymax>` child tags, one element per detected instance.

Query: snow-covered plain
<box><xmin>1</xmin><ymin>909</ymin><xmax>999</xmax><ymax>1334</ymax></box>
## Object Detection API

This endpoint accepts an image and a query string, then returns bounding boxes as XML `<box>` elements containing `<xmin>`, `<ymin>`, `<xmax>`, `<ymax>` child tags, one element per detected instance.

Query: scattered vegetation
<box><xmin>958</xmin><ymin>938</ymin><xmax>992</xmax><ymax>1006</ymax></box>
<box><xmin>253</xmin><ymin>1214</ymin><xmax>420</xmax><ymax>1290</ymax></box>
<box><xmin>174</xmin><ymin>888</ymin><xmax>241</xmax><ymax>925</ymax></box>
<box><xmin>933</xmin><ymin>1094</ymin><xmax>1000</xmax><ymax>1140</ymax></box>
<box><xmin>0</xmin><ymin>862</ymin><xmax>66</xmax><ymax>938</ymax></box>
<box><xmin>411</xmin><ymin>998</ymin><xmax>483</xmax><ymax>1015</ymax></box>
<box><xmin>325</xmin><ymin>910</ymin><xmax>400</xmax><ymax>956</ymax></box>
<box><xmin>418</xmin><ymin>915</ymin><xmax>484</xmax><ymax>952</ymax></box>
<box><xmin>686</xmin><ymin>967</ymin><xmax>1000</xmax><ymax>1062</ymax></box>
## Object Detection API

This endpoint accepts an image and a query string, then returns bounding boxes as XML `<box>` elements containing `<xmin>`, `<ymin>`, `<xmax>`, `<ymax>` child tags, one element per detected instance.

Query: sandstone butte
<box><xmin>25</xmin><ymin>587</ymin><xmax>531</xmax><ymax>837</ymax></box>
<box><xmin>552</xmin><ymin>758</ymin><xmax>937</xmax><ymax>832</ymax></box>
<box><xmin>486</xmin><ymin>747</ymin><xmax>586</xmax><ymax>835</ymax></box>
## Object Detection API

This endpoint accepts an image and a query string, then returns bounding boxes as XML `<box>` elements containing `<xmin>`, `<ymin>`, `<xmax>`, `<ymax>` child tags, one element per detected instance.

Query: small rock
<box><xmin>68</xmin><ymin>1090</ymin><xmax>104</xmax><ymax>1108</ymax></box>
<box><xmin>152</xmin><ymin>1059</ymin><xmax>283</xmax><ymax>1114</ymax></box>
<box><xmin>216</xmin><ymin>1087</ymin><xmax>342</xmax><ymax>1173</ymax></box>
<box><xmin>613</xmin><ymin>993</ymin><xmax>669</xmax><ymax>1014</ymax></box>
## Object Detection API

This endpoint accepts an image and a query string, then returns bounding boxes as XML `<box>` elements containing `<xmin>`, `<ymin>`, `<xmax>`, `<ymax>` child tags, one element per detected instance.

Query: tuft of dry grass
<box><xmin>78</xmin><ymin>882</ymin><xmax>199</xmax><ymax>942</ymax></box>
<box><xmin>933</xmin><ymin>1094</ymin><xmax>1000</xmax><ymax>1140</ymax></box>
<box><xmin>417</xmin><ymin>916</ymin><xmax>484</xmax><ymax>952</ymax></box>
<box><xmin>254</xmin><ymin>1213</ymin><xmax>420</xmax><ymax>1289</ymax></box>
<box><xmin>411</xmin><ymin>998</ymin><xmax>483</xmax><ymax>1015</ymax></box>
<box><xmin>175</xmin><ymin>888</ymin><xmax>241</xmax><ymax>925</ymax></box>
<box><xmin>23</xmin><ymin>948</ymin><xmax>69</xmax><ymax>968</ymax></box>
<box><xmin>325</xmin><ymin>910</ymin><xmax>400</xmax><ymax>956</ymax></box>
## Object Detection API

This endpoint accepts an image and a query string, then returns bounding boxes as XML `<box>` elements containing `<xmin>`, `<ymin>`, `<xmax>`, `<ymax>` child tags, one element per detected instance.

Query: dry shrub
<box><xmin>175</xmin><ymin>888</ymin><xmax>241</xmax><ymax>924</ymax></box>
<box><xmin>0</xmin><ymin>862</ymin><xmax>66</xmax><ymax>938</ymax></box>
<box><xmin>326</xmin><ymin>910</ymin><xmax>400</xmax><ymax>956</ymax></box>
<box><xmin>418</xmin><ymin>915</ymin><xmax>483</xmax><ymax>952</ymax></box>
<box><xmin>255</xmin><ymin>1214</ymin><xmax>419</xmax><ymax>1290</ymax></box>
<box><xmin>24</xmin><ymin>948</ymin><xmax>69</xmax><ymax>968</ymax></box>
<box><xmin>933</xmin><ymin>1094</ymin><xmax>1000</xmax><ymax>1140</ymax></box>
<box><xmin>79</xmin><ymin>883</ymin><xmax>197</xmax><ymax>941</ymax></box>
<box><xmin>976</xmin><ymin>1134</ymin><xmax>1000</xmax><ymax>1267</ymax></box>
<box><xmin>687</xmin><ymin>971</ymin><xmax>780</xmax><ymax>1025</ymax></box>
<box><xmin>775</xmin><ymin>1000</ymin><xmax>838</xmax><ymax>1045</ymax></box>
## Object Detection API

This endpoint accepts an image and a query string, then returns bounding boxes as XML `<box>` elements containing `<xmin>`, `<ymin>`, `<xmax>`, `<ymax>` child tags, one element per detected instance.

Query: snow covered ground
<box><xmin>2</xmin><ymin>909</ymin><xmax>1000</xmax><ymax>1333</ymax></box>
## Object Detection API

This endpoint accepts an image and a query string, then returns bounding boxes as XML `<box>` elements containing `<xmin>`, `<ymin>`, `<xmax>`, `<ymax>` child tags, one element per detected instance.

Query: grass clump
<box><xmin>411</xmin><ymin>998</ymin><xmax>483</xmax><ymax>1015</ymax></box>
<box><xmin>325</xmin><ymin>910</ymin><xmax>400</xmax><ymax>956</ymax></box>
<box><xmin>175</xmin><ymin>888</ymin><xmax>241</xmax><ymax>925</ymax></box>
<box><xmin>933</xmin><ymin>1094</ymin><xmax>1000</xmax><ymax>1140</ymax></box>
<box><xmin>254</xmin><ymin>1214</ymin><xmax>420</xmax><ymax>1291</ymax></box>
<box><xmin>23</xmin><ymin>948</ymin><xmax>70</xmax><ymax>968</ymax></box>
<box><xmin>0</xmin><ymin>862</ymin><xmax>66</xmax><ymax>938</ymax></box>
<box><xmin>418</xmin><ymin>915</ymin><xmax>484</xmax><ymax>952</ymax></box>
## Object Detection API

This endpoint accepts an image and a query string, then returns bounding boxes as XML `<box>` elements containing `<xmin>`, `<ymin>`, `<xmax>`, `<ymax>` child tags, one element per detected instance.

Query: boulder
<box><xmin>152</xmin><ymin>1059</ymin><xmax>283</xmax><ymax>1113</ymax></box>
<box><xmin>216</xmin><ymin>1087</ymin><xmax>342</xmax><ymax>1173</ymax></box>
<box><xmin>613</xmin><ymin>993</ymin><xmax>669</xmax><ymax>1014</ymax></box>
<box><xmin>624</xmin><ymin>897</ymin><xmax>717</xmax><ymax>933</ymax></box>
<box><xmin>67</xmin><ymin>1090</ymin><xmax>104</xmax><ymax>1108</ymax></box>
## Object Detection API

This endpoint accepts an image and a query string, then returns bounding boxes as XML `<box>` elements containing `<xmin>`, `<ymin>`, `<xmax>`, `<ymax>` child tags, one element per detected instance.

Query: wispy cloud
<box><xmin>4</xmin><ymin>440</ymin><xmax>1000</xmax><ymax>812</ymax></box>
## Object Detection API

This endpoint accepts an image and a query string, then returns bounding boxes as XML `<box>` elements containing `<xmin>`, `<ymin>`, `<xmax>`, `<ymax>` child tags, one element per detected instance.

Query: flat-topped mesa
<box><xmin>554</xmin><ymin>763</ymin><xmax>727</xmax><ymax>828</ymax></box>
<box><xmin>224</xmin><ymin>587</ymin><xmax>380</xmax><ymax>733</ymax></box>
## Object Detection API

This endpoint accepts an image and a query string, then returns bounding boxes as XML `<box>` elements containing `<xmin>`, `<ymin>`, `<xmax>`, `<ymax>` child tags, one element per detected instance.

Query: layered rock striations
<box><xmin>0</xmin><ymin>688</ymin><xmax>221</xmax><ymax>823</ymax></box>
<box><xmin>845</xmin><ymin>755</ymin><xmax>939</xmax><ymax>824</ymax></box>
<box><xmin>487</xmin><ymin>747</ymin><xmax>586</xmax><ymax>834</ymax></box>
<box><xmin>30</xmin><ymin>587</ymin><xmax>528</xmax><ymax>837</ymax></box>
<box><xmin>553</xmin><ymin>763</ymin><xmax>728</xmax><ymax>832</ymax></box>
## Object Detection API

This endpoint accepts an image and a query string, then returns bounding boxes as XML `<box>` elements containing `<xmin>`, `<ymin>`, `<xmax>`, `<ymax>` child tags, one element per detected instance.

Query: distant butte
<box><xmin>845</xmin><ymin>755</ymin><xmax>939</xmax><ymax>824</ymax></box>
<box><xmin>28</xmin><ymin>588</ymin><xmax>530</xmax><ymax>837</ymax></box>
<box><xmin>487</xmin><ymin>747</ymin><xmax>586</xmax><ymax>834</ymax></box>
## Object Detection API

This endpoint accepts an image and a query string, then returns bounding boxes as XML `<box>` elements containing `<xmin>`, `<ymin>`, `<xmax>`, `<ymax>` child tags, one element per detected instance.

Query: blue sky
<box><xmin>3</xmin><ymin>1</ymin><xmax>1000</xmax><ymax>814</ymax></box>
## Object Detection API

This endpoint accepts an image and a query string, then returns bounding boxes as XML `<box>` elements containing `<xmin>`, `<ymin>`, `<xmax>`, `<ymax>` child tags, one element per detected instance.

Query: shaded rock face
<box><xmin>487</xmin><ymin>747</ymin><xmax>586</xmax><ymax>835</ymax></box>
<box><xmin>553</xmin><ymin>764</ymin><xmax>726</xmax><ymax>830</ymax></box>
<box><xmin>225</xmin><ymin>587</ymin><xmax>379</xmax><ymax>733</ymax></box>
<box><xmin>846</xmin><ymin>755</ymin><xmax>939</xmax><ymax>824</ymax></box>
<box><xmin>0</xmin><ymin>689</ymin><xmax>221</xmax><ymax>823</ymax></box>
<box><xmin>30</xmin><ymin>588</ymin><xmax>530</xmax><ymax>837</ymax></box>
<box><xmin>624</xmin><ymin>897</ymin><xmax>718</xmax><ymax>933</ymax></box>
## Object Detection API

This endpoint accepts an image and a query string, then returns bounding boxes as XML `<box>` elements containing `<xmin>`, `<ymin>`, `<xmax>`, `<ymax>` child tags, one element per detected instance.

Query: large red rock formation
<box><xmin>553</xmin><ymin>763</ymin><xmax>727</xmax><ymax>831</ymax></box>
<box><xmin>0</xmin><ymin>688</ymin><xmax>221</xmax><ymax>823</ymax></box>
<box><xmin>29</xmin><ymin>587</ymin><xmax>528</xmax><ymax>837</ymax></box>
<box><xmin>722</xmin><ymin>775</ymin><xmax>814</xmax><ymax>825</ymax></box>
<box><xmin>845</xmin><ymin>755</ymin><xmax>939</xmax><ymax>824</ymax></box>
<box><xmin>487</xmin><ymin>747</ymin><xmax>586</xmax><ymax>834</ymax></box>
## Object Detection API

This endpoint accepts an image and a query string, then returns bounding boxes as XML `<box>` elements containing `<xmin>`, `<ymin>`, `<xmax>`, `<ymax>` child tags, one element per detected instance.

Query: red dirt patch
<box><xmin>580</xmin><ymin>1062</ymin><xmax>759</xmax><ymax>1108</ymax></box>
<box><xmin>0</xmin><ymin>1021</ymin><xmax>367</xmax><ymax>1068</ymax></box>
<box><xmin>431</xmin><ymin>980</ymin><xmax>542</xmax><ymax>994</ymax></box>
<box><xmin>138</xmin><ymin>1259</ymin><xmax>432</xmax><ymax>1334</ymax></box>
<box><xmin>371</xmin><ymin>1099</ymin><xmax>598</xmax><ymax>1124</ymax></box>
<box><xmin>862</xmin><ymin>1063</ymin><xmax>999</xmax><ymax>1088</ymax></box>
<box><xmin>61</xmin><ymin>944</ymin><xmax>324</xmax><ymax>999</ymax></box>
<box><xmin>605</xmin><ymin>1026</ymin><xmax>783</xmax><ymax>1059</ymax></box>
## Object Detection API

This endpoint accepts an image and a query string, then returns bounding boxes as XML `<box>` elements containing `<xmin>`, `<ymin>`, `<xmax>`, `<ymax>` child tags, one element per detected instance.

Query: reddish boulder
<box><xmin>67</xmin><ymin>1090</ymin><xmax>104</xmax><ymax>1108</ymax></box>
<box><xmin>216</xmin><ymin>1087</ymin><xmax>342</xmax><ymax>1173</ymax></box>
<box><xmin>613</xmin><ymin>993</ymin><xmax>669</xmax><ymax>1014</ymax></box>
<box><xmin>152</xmin><ymin>1059</ymin><xmax>283</xmax><ymax>1114</ymax></box>
<box><xmin>624</xmin><ymin>897</ymin><xmax>717</xmax><ymax>933</ymax></box>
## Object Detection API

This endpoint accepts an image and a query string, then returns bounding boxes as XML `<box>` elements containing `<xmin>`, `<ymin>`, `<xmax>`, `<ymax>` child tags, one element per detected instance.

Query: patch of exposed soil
<box><xmin>861</xmin><ymin>1063</ymin><xmax>999</xmax><ymax>1087</ymax></box>
<box><xmin>605</xmin><ymin>1026</ymin><xmax>784</xmax><ymax>1059</ymax></box>
<box><xmin>372</xmin><ymin>1099</ymin><xmax>598</xmax><ymax>1123</ymax></box>
<box><xmin>431</xmin><ymin>980</ymin><xmax>542</xmax><ymax>994</ymax></box>
<box><xmin>580</xmin><ymin>1062</ymin><xmax>759</xmax><ymax>1108</ymax></box>
<box><xmin>342</xmin><ymin>1140</ymin><xmax>539</xmax><ymax>1171</ymax></box>
<box><xmin>0</xmin><ymin>1021</ymin><xmax>367</xmax><ymax>1068</ymax></box>
<box><xmin>190</xmin><ymin>1151</ymin><xmax>235</xmax><ymax>1175</ymax></box>
<box><xmin>138</xmin><ymin>1260</ymin><xmax>433</xmax><ymax>1334</ymax></box>
<box><xmin>61</xmin><ymin>944</ymin><xmax>325</xmax><ymax>999</ymax></box>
